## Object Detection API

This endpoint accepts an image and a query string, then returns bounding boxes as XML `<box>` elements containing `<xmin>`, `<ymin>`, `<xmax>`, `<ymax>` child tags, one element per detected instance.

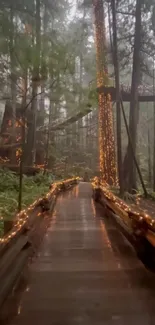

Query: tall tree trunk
<box><xmin>147</xmin><ymin>114</ymin><xmax>152</xmax><ymax>186</ymax></box>
<box><xmin>9</xmin><ymin>6</ymin><xmax>17</xmax><ymax>164</ymax></box>
<box><xmin>40</xmin><ymin>2</ymin><xmax>48</xmax><ymax>114</ymax></box>
<box><xmin>77</xmin><ymin>52</ymin><xmax>83</xmax><ymax>150</ymax></box>
<box><xmin>93</xmin><ymin>0</ymin><xmax>116</xmax><ymax>184</ymax></box>
<box><xmin>44</xmin><ymin>99</ymin><xmax>52</xmax><ymax>172</ymax></box>
<box><xmin>26</xmin><ymin>0</ymin><xmax>41</xmax><ymax>166</ymax></box>
<box><xmin>123</xmin><ymin>0</ymin><xmax>142</xmax><ymax>192</ymax></box>
<box><xmin>18</xmin><ymin>73</ymin><xmax>27</xmax><ymax>212</ymax></box>
<box><xmin>153</xmin><ymin>58</ymin><xmax>155</xmax><ymax>191</ymax></box>
<box><xmin>111</xmin><ymin>0</ymin><xmax>123</xmax><ymax>194</ymax></box>
<box><xmin>77</xmin><ymin>8</ymin><xmax>86</xmax><ymax>150</ymax></box>
<box><xmin>120</xmin><ymin>99</ymin><xmax>147</xmax><ymax>197</ymax></box>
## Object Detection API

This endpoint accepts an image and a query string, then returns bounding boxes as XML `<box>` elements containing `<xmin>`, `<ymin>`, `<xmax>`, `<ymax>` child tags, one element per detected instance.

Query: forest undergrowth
<box><xmin>0</xmin><ymin>169</ymin><xmax>55</xmax><ymax>221</ymax></box>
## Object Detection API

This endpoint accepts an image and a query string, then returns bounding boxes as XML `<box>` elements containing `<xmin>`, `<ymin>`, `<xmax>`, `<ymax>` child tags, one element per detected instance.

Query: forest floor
<box><xmin>111</xmin><ymin>186</ymin><xmax>155</xmax><ymax>219</ymax></box>
<box><xmin>134</xmin><ymin>198</ymin><xmax>155</xmax><ymax>219</ymax></box>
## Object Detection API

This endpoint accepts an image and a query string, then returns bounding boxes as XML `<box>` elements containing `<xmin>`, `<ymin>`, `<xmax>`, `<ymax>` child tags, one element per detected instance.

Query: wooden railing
<box><xmin>0</xmin><ymin>177</ymin><xmax>79</xmax><ymax>308</ymax></box>
<box><xmin>92</xmin><ymin>180</ymin><xmax>155</xmax><ymax>268</ymax></box>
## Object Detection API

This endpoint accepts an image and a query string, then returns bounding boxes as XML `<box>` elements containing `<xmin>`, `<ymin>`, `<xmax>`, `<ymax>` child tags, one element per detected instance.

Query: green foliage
<box><xmin>0</xmin><ymin>170</ymin><xmax>54</xmax><ymax>220</ymax></box>
<box><xmin>0</xmin><ymin>0</ymin><xmax>98</xmax><ymax>187</ymax></box>
<box><xmin>88</xmin><ymin>88</ymin><xmax>98</xmax><ymax>103</ymax></box>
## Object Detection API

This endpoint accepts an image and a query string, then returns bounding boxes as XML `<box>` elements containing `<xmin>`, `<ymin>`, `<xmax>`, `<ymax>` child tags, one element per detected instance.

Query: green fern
<box><xmin>0</xmin><ymin>170</ymin><xmax>55</xmax><ymax>221</ymax></box>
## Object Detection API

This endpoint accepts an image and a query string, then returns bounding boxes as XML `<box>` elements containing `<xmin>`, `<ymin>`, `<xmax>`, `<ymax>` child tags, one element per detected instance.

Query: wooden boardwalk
<box><xmin>1</xmin><ymin>182</ymin><xmax>155</xmax><ymax>325</ymax></box>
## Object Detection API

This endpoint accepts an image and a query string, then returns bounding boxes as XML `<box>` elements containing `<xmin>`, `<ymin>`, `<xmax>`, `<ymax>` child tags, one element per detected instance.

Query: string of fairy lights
<box><xmin>92</xmin><ymin>177</ymin><xmax>155</xmax><ymax>233</ymax></box>
<box><xmin>0</xmin><ymin>178</ymin><xmax>79</xmax><ymax>245</ymax></box>
<box><xmin>93</xmin><ymin>0</ymin><xmax>117</xmax><ymax>185</ymax></box>
<box><xmin>92</xmin><ymin>1</ymin><xmax>155</xmax><ymax>238</ymax></box>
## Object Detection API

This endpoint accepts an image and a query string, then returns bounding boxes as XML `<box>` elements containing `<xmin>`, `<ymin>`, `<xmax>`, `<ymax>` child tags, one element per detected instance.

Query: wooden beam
<box><xmin>97</xmin><ymin>86</ymin><xmax>155</xmax><ymax>103</ymax></box>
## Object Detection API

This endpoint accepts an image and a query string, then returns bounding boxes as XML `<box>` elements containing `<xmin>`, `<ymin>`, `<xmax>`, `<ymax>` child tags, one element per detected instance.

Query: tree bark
<box><xmin>93</xmin><ymin>0</ymin><xmax>116</xmax><ymax>185</ymax></box>
<box><xmin>111</xmin><ymin>0</ymin><xmax>123</xmax><ymax>194</ymax></box>
<box><xmin>18</xmin><ymin>73</ymin><xmax>27</xmax><ymax>212</ymax></box>
<box><xmin>148</xmin><ymin>117</ymin><xmax>152</xmax><ymax>186</ymax></box>
<box><xmin>153</xmin><ymin>58</ymin><xmax>155</xmax><ymax>191</ymax></box>
<box><xmin>77</xmin><ymin>51</ymin><xmax>83</xmax><ymax>150</ymax></box>
<box><xmin>123</xmin><ymin>0</ymin><xmax>142</xmax><ymax>192</ymax></box>
<box><xmin>26</xmin><ymin>0</ymin><xmax>41</xmax><ymax>166</ymax></box>
<box><xmin>44</xmin><ymin>99</ymin><xmax>52</xmax><ymax>172</ymax></box>
<box><xmin>120</xmin><ymin>98</ymin><xmax>147</xmax><ymax>197</ymax></box>
<box><xmin>9</xmin><ymin>6</ymin><xmax>17</xmax><ymax>164</ymax></box>
<box><xmin>77</xmin><ymin>8</ymin><xmax>86</xmax><ymax>150</ymax></box>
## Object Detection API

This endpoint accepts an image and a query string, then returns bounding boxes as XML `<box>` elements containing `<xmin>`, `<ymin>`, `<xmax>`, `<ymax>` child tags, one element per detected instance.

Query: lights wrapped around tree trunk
<box><xmin>93</xmin><ymin>0</ymin><xmax>117</xmax><ymax>185</ymax></box>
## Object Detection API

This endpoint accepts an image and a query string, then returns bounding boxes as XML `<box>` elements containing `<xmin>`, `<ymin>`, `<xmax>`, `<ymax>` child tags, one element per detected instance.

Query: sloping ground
<box><xmin>136</xmin><ymin>198</ymin><xmax>155</xmax><ymax>219</ymax></box>
<box><xmin>1</xmin><ymin>182</ymin><xmax>155</xmax><ymax>325</ymax></box>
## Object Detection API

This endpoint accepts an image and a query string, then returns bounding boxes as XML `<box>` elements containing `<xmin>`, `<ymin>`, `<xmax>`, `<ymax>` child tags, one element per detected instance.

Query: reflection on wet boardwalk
<box><xmin>1</xmin><ymin>182</ymin><xmax>155</xmax><ymax>325</ymax></box>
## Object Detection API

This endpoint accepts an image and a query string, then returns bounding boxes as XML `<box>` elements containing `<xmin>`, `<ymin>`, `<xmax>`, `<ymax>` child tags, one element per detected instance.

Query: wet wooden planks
<box><xmin>2</xmin><ymin>182</ymin><xmax>155</xmax><ymax>325</ymax></box>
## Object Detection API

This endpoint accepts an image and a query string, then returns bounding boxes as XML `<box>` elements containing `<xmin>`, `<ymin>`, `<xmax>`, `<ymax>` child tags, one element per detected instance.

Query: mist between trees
<box><xmin>0</xmin><ymin>0</ymin><xmax>155</xmax><ymax>221</ymax></box>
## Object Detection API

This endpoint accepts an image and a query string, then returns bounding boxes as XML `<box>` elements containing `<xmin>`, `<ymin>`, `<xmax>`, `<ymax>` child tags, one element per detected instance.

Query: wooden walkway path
<box><xmin>1</xmin><ymin>182</ymin><xmax>155</xmax><ymax>325</ymax></box>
